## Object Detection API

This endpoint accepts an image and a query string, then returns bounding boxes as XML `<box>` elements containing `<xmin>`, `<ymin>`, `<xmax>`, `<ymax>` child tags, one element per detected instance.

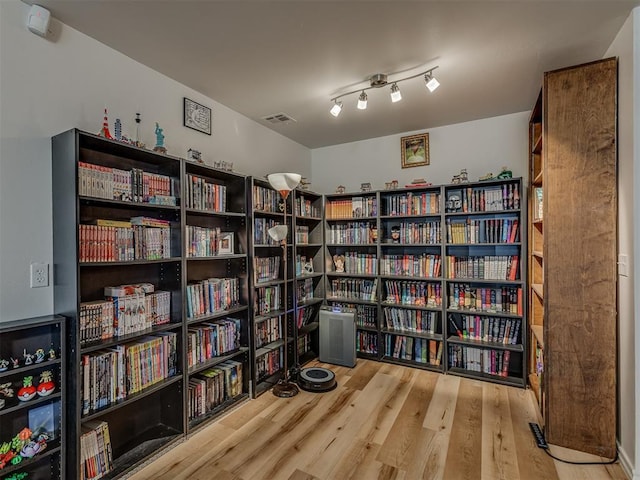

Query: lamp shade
<box><xmin>268</xmin><ymin>224</ymin><xmax>288</xmax><ymax>242</ymax></box>
<box><xmin>267</xmin><ymin>173</ymin><xmax>301</xmax><ymax>198</ymax></box>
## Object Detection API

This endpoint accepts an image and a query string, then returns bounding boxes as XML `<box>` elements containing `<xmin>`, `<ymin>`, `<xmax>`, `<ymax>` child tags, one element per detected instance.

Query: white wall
<box><xmin>311</xmin><ymin>112</ymin><xmax>529</xmax><ymax>194</ymax></box>
<box><xmin>605</xmin><ymin>11</ymin><xmax>636</xmax><ymax>479</ymax></box>
<box><xmin>0</xmin><ymin>0</ymin><xmax>311</xmax><ymax>322</ymax></box>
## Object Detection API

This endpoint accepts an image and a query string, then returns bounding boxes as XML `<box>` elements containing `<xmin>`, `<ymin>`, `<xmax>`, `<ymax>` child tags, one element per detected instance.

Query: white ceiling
<box><xmin>30</xmin><ymin>0</ymin><xmax>638</xmax><ymax>148</ymax></box>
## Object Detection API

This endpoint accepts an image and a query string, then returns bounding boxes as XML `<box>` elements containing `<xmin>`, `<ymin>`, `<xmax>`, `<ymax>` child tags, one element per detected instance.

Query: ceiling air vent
<box><xmin>262</xmin><ymin>113</ymin><xmax>297</xmax><ymax>124</ymax></box>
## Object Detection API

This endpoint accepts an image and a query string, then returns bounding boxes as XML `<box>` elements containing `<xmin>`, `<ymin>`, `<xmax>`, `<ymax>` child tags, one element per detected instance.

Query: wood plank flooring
<box><xmin>127</xmin><ymin>360</ymin><xmax>626</xmax><ymax>480</ymax></box>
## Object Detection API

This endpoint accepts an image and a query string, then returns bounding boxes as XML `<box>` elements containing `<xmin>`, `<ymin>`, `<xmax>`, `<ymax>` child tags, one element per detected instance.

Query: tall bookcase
<box><xmin>528</xmin><ymin>58</ymin><xmax>617</xmax><ymax>457</ymax></box>
<box><xmin>292</xmin><ymin>190</ymin><xmax>325</xmax><ymax>365</ymax></box>
<box><xmin>0</xmin><ymin>315</ymin><xmax>65</xmax><ymax>480</ymax></box>
<box><xmin>53</xmin><ymin>129</ymin><xmax>250</xmax><ymax>478</ymax></box>
<box><xmin>322</xmin><ymin>179</ymin><xmax>526</xmax><ymax>387</ymax></box>
<box><xmin>324</xmin><ymin>192</ymin><xmax>380</xmax><ymax>359</ymax></box>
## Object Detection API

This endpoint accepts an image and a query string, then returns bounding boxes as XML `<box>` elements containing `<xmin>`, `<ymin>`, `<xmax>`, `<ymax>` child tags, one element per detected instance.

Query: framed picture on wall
<box><xmin>183</xmin><ymin>97</ymin><xmax>212</xmax><ymax>135</ymax></box>
<box><xmin>401</xmin><ymin>133</ymin><xmax>429</xmax><ymax>168</ymax></box>
<box><xmin>218</xmin><ymin>232</ymin><xmax>234</xmax><ymax>255</ymax></box>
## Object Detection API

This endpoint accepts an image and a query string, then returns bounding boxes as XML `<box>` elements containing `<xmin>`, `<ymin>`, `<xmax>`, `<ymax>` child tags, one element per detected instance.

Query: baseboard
<box><xmin>617</xmin><ymin>441</ymin><xmax>637</xmax><ymax>480</ymax></box>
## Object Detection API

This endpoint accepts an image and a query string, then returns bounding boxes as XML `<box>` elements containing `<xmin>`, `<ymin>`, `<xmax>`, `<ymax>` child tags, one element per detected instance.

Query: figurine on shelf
<box><xmin>98</xmin><ymin>108</ymin><xmax>113</xmax><ymax>139</ymax></box>
<box><xmin>303</xmin><ymin>261</ymin><xmax>314</xmax><ymax>274</ymax></box>
<box><xmin>369</xmin><ymin>225</ymin><xmax>378</xmax><ymax>243</ymax></box>
<box><xmin>10</xmin><ymin>358</ymin><xmax>19</xmax><ymax>369</ymax></box>
<box><xmin>17</xmin><ymin>377</ymin><xmax>36</xmax><ymax>402</ymax></box>
<box><xmin>335</xmin><ymin>185</ymin><xmax>346</xmax><ymax>194</ymax></box>
<box><xmin>478</xmin><ymin>172</ymin><xmax>495</xmax><ymax>182</ymax></box>
<box><xmin>496</xmin><ymin>166</ymin><xmax>513</xmax><ymax>179</ymax></box>
<box><xmin>451</xmin><ymin>169</ymin><xmax>469</xmax><ymax>184</ymax></box>
<box><xmin>36</xmin><ymin>371</ymin><xmax>55</xmax><ymax>397</ymax></box>
<box><xmin>333</xmin><ymin>254</ymin><xmax>345</xmax><ymax>273</ymax></box>
<box><xmin>23</xmin><ymin>350</ymin><xmax>34</xmax><ymax>366</ymax></box>
<box><xmin>0</xmin><ymin>359</ymin><xmax>8</xmax><ymax>372</ymax></box>
<box><xmin>0</xmin><ymin>383</ymin><xmax>14</xmax><ymax>398</ymax></box>
<box><xmin>48</xmin><ymin>348</ymin><xmax>56</xmax><ymax>361</ymax></box>
<box><xmin>360</xmin><ymin>182</ymin><xmax>372</xmax><ymax>192</ymax></box>
<box><xmin>153</xmin><ymin>122</ymin><xmax>167</xmax><ymax>154</ymax></box>
<box><xmin>187</xmin><ymin>148</ymin><xmax>202</xmax><ymax>163</ymax></box>
<box><xmin>34</xmin><ymin>348</ymin><xmax>45</xmax><ymax>364</ymax></box>
<box><xmin>4</xmin><ymin>473</ymin><xmax>28</xmax><ymax>480</ymax></box>
<box><xmin>391</xmin><ymin>226</ymin><xmax>400</xmax><ymax>244</ymax></box>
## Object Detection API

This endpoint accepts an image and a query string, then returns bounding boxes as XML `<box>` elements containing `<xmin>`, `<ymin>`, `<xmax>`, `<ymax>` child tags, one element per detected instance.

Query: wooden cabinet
<box><xmin>529</xmin><ymin>57</ymin><xmax>617</xmax><ymax>458</ymax></box>
<box><xmin>0</xmin><ymin>315</ymin><xmax>65</xmax><ymax>480</ymax></box>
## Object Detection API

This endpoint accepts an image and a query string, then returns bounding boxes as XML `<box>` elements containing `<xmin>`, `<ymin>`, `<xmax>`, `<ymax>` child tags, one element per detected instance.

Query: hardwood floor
<box><xmin>127</xmin><ymin>360</ymin><xmax>626</xmax><ymax>480</ymax></box>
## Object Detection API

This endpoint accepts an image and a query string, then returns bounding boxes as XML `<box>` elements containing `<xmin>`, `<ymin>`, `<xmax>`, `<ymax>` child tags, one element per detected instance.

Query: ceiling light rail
<box><xmin>330</xmin><ymin>66</ymin><xmax>439</xmax><ymax>116</ymax></box>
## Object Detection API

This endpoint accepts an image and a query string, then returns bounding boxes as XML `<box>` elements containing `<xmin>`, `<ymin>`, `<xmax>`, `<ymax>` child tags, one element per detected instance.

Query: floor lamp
<box><xmin>267</xmin><ymin>172</ymin><xmax>301</xmax><ymax>398</ymax></box>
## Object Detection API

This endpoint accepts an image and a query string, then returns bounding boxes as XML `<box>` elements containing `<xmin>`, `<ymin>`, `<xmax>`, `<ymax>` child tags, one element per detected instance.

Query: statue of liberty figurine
<box><xmin>153</xmin><ymin>122</ymin><xmax>167</xmax><ymax>153</ymax></box>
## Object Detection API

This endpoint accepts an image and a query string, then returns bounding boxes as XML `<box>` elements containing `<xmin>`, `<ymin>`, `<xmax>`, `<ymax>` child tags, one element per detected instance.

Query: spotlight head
<box><xmin>357</xmin><ymin>91</ymin><xmax>368</xmax><ymax>110</ymax></box>
<box><xmin>390</xmin><ymin>83</ymin><xmax>402</xmax><ymax>103</ymax></box>
<box><xmin>425</xmin><ymin>73</ymin><xmax>440</xmax><ymax>92</ymax></box>
<box><xmin>330</xmin><ymin>101</ymin><xmax>343</xmax><ymax>117</ymax></box>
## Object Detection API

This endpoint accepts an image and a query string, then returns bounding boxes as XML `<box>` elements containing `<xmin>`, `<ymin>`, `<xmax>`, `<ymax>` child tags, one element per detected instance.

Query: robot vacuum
<box><xmin>297</xmin><ymin>367</ymin><xmax>337</xmax><ymax>392</ymax></box>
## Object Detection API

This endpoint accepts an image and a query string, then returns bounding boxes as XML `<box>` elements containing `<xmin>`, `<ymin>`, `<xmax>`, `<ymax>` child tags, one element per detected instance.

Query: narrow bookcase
<box><xmin>292</xmin><ymin>189</ymin><xmax>325</xmax><ymax>366</ymax></box>
<box><xmin>322</xmin><ymin>179</ymin><xmax>527</xmax><ymax>387</ymax></box>
<box><xmin>248</xmin><ymin>178</ymin><xmax>293</xmax><ymax>396</ymax></box>
<box><xmin>0</xmin><ymin>315</ymin><xmax>65</xmax><ymax>480</ymax></box>
<box><xmin>324</xmin><ymin>191</ymin><xmax>380</xmax><ymax>359</ymax></box>
<box><xmin>443</xmin><ymin>178</ymin><xmax>525</xmax><ymax>387</ymax></box>
<box><xmin>52</xmin><ymin>129</ymin><xmax>251</xmax><ymax>478</ymax></box>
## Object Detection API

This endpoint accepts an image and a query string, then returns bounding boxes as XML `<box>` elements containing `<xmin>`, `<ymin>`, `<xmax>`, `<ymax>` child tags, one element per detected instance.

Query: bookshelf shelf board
<box><xmin>295</xmin><ymin>242</ymin><xmax>324</xmax><ymax>248</ymax></box>
<box><xmin>188</xmin><ymin>394</ymin><xmax>249</xmax><ymax>432</ymax></box>
<box><xmin>81</xmin><ymin>375</ymin><xmax>182</xmax><ymax>422</ymax></box>
<box><xmin>326</xmin><ymin>216</ymin><xmax>378</xmax><ymax>222</ymax></box>
<box><xmin>79</xmin><ymin>196</ymin><xmax>181</xmax><ymax>212</ymax></box>
<box><xmin>356</xmin><ymin>325</ymin><xmax>379</xmax><ymax>333</ymax></box>
<box><xmin>380</xmin><ymin>242</ymin><xmax>441</xmax><ymax>247</ymax></box>
<box><xmin>531</xmin><ymin>325</ymin><xmax>544</xmax><ymax>348</ymax></box>
<box><xmin>326</xmin><ymin>297</ymin><xmax>378</xmax><ymax>306</ymax></box>
<box><xmin>325</xmin><ymin>243</ymin><xmax>377</xmax><ymax>247</ymax></box>
<box><xmin>0</xmin><ymin>391</ymin><xmax>61</xmax><ymax>417</ymax></box>
<box><xmin>445</xmin><ymin>242</ymin><xmax>522</xmax><ymax>247</ymax></box>
<box><xmin>326</xmin><ymin>272</ymin><xmax>378</xmax><ymax>279</ymax></box>
<box><xmin>0</xmin><ymin>358</ymin><xmax>61</xmax><ymax>380</ymax></box>
<box><xmin>185</xmin><ymin>208</ymin><xmax>246</xmax><ymax>217</ymax></box>
<box><xmin>186</xmin><ymin>305</ymin><xmax>249</xmax><ymax>325</ymax></box>
<box><xmin>445</xmin><ymin>209</ymin><xmax>521</xmax><ymax>217</ymax></box>
<box><xmin>446</xmin><ymin>336</ymin><xmax>523</xmax><ymax>352</ymax></box>
<box><xmin>80</xmin><ymin>257</ymin><xmax>182</xmax><ymax>267</ymax></box>
<box><xmin>295</xmin><ymin>215</ymin><xmax>323</xmax><ymax>222</ymax></box>
<box><xmin>531</xmin><ymin>283</ymin><xmax>544</xmax><ymax>299</ymax></box>
<box><xmin>188</xmin><ymin>347</ymin><xmax>250</xmax><ymax>375</ymax></box>
<box><xmin>298</xmin><ymin>322</ymin><xmax>319</xmax><ymax>335</ymax></box>
<box><xmin>186</xmin><ymin>253</ymin><xmax>247</xmax><ymax>261</ymax></box>
<box><xmin>532</xmin><ymin>250</ymin><xmax>543</xmax><ymax>259</ymax></box>
<box><xmin>533</xmin><ymin>171</ymin><xmax>543</xmax><ymax>186</ymax></box>
<box><xmin>0</xmin><ymin>442</ymin><xmax>61</xmax><ymax>477</ymax></box>
<box><xmin>184</xmin><ymin>161</ymin><xmax>248</xmax><ymax>180</ymax></box>
<box><xmin>254</xmin><ymin>310</ymin><xmax>286</xmax><ymax>323</ymax></box>
<box><xmin>297</xmin><ymin>298</ymin><xmax>323</xmax><ymax>308</ymax></box>
<box><xmin>255</xmin><ymin>338</ymin><xmax>286</xmax><ymax>357</ymax></box>
<box><xmin>382</xmin><ymin>328</ymin><xmax>443</xmax><ymax>341</ymax></box>
<box><xmin>254</xmin><ymin>243</ymin><xmax>285</xmax><ymax>249</ymax></box>
<box><xmin>253</xmin><ymin>209</ymin><xmax>286</xmax><ymax>218</ymax></box>
<box><xmin>104</xmin><ymin>425</ymin><xmax>183</xmax><ymax>480</ymax></box>
<box><xmin>445</xmin><ymin>308</ymin><xmax>522</xmax><ymax>319</ymax></box>
<box><xmin>254</xmin><ymin>278</ymin><xmax>285</xmax><ymax>288</ymax></box>
<box><xmin>356</xmin><ymin>351</ymin><xmax>379</xmax><ymax>360</ymax></box>
<box><xmin>381</xmin><ymin>302</ymin><xmax>442</xmax><ymax>312</ymax></box>
<box><xmin>532</xmin><ymin>219</ymin><xmax>543</xmax><ymax>226</ymax></box>
<box><xmin>445</xmin><ymin>278</ymin><xmax>523</xmax><ymax>285</ymax></box>
<box><xmin>298</xmin><ymin>350</ymin><xmax>319</xmax><ymax>366</ymax></box>
<box><xmin>379</xmin><ymin>213</ymin><xmax>441</xmax><ymax>220</ymax></box>
<box><xmin>447</xmin><ymin>367</ymin><xmax>525</xmax><ymax>388</ymax></box>
<box><xmin>379</xmin><ymin>274</ymin><xmax>442</xmax><ymax>282</ymax></box>
<box><xmin>80</xmin><ymin>323</ymin><xmax>181</xmax><ymax>354</ymax></box>
<box><xmin>296</xmin><ymin>272</ymin><xmax>324</xmax><ymax>280</ymax></box>
<box><xmin>381</xmin><ymin>356</ymin><xmax>443</xmax><ymax>372</ymax></box>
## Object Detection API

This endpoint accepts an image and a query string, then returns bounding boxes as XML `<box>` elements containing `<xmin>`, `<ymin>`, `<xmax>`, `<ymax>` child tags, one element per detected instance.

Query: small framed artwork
<box><xmin>401</xmin><ymin>133</ymin><xmax>429</xmax><ymax>168</ymax></box>
<box><xmin>183</xmin><ymin>97</ymin><xmax>212</xmax><ymax>135</ymax></box>
<box><xmin>218</xmin><ymin>232</ymin><xmax>234</xmax><ymax>255</ymax></box>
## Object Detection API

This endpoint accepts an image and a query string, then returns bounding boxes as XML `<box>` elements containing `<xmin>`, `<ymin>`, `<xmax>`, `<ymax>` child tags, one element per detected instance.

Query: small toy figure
<box><xmin>360</xmin><ymin>182</ymin><xmax>372</xmax><ymax>192</ymax></box>
<box><xmin>391</xmin><ymin>226</ymin><xmax>401</xmax><ymax>244</ymax></box>
<box><xmin>154</xmin><ymin>122</ymin><xmax>167</xmax><ymax>153</ymax></box>
<box><xmin>369</xmin><ymin>225</ymin><xmax>378</xmax><ymax>243</ymax></box>
<box><xmin>478</xmin><ymin>172</ymin><xmax>494</xmax><ymax>181</ymax></box>
<box><xmin>34</xmin><ymin>348</ymin><xmax>45</xmax><ymax>363</ymax></box>
<box><xmin>187</xmin><ymin>148</ymin><xmax>202</xmax><ymax>163</ymax></box>
<box><xmin>303</xmin><ymin>261</ymin><xmax>314</xmax><ymax>274</ymax></box>
<box><xmin>17</xmin><ymin>377</ymin><xmax>36</xmax><ymax>402</ymax></box>
<box><xmin>98</xmin><ymin>108</ymin><xmax>113</xmax><ymax>139</ymax></box>
<box><xmin>333</xmin><ymin>254</ymin><xmax>345</xmax><ymax>273</ymax></box>
<box><xmin>23</xmin><ymin>350</ymin><xmax>34</xmax><ymax>366</ymax></box>
<box><xmin>496</xmin><ymin>166</ymin><xmax>513</xmax><ymax>179</ymax></box>
<box><xmin>335</xmin><ymin>185</ymin><xmax>346</xmax><ymax>194</ymax></box>
<box><xmin>48</xmin><ymin>348</ymin><xmax>56</xmax><ymax>360</ymax></box>
<box><xmin>300</xmin><ymin>177</ymin><xmax>310</xmax><ymax>190</ymax></box>
<box><xmin>36</xmin><ymin>371</ymin><xmax>55</xmax><ymax>397</ymax></box>
<box><xmin>0</xmin><ymin>359</ymin><xmax>8</xmax><ymax>371</ymax></box>
<box><xmin>451</xmin><ymin>169</ymin><xmax>469</xmax><ymax>184</ymax></box>
<box><xmin>10</xmin><ymin>358</ymin><xmax>19</xmax><ymax>369</ymax></box>
<box><xmin>0</xmin><ymin>382</ymin><xmax>14</xmax><ymax>398</ymax></box>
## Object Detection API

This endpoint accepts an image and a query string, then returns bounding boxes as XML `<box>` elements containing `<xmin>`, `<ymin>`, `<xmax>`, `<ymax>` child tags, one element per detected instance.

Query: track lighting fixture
<box><xmin>390</xmin><ymin>83</ymin><xmax>402</xmax><ymax>103</ymax></box>
<box><xmin>357</xmin><ymin>91</ymin><xmax>368</xmax><ymax>110</ymax></box>
<box><xmin>329</xmin><ymin>66</ymin><xmax>439</xmax><ymax>116</ymax></box>
<box><xmin>330</xmin><ymin>100</ymin><xmax>343</xmax><ymax>117</ymax></box>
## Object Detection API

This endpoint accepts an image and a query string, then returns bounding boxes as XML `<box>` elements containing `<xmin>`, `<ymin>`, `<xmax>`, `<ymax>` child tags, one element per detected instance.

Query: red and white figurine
<box><xmin>36</xmin><ymin>371</ymin><xmax>55</xmax><ymax>397</ymax></box>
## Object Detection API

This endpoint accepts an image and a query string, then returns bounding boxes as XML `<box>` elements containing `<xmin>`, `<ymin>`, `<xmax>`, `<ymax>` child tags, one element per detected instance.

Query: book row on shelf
<box><xmin>325</xmin><ymin>196</ymin><xmax>378</xmax><ymax>219</ymax></box>
<box><xmin>380</xmin><ymin>253</ymin><xmax>441</xmax><ymax>278</ymax></box>
<box><xmin>448</xmin><ymin>313</ymin><xmax>521</xmax><ymax>345</ymax></box>
<box><xmin>295</xmin><ymin>255</ymin><xmax>314</xmax><ymax>276</ymax></box>
<box><xmin>256</xmin><ymin>347</ymin><xmax>282</xmax><ymax>382</ymax></box>
<box><xmin>445</xmin><ymin>255</ymin><xmax>519</xmax><ymax>281</ymax></box>
<box><xmin>296</xmin><ymin>307</ymin><xmax>316</xmax><ymax>329</ymax></box>
<box><xmin>326</xmin><ymin>222</ymin><xmax>376</xmax><ymax>245</ymax></box>
<box><xmin>185</xmin><ymin>277</ymin><xmax>240</xmax><ymax>320</ymax></box>
<box><xmin>254</xmin><ymin>285</ymin><xmax>281</xmax><ymax>316</ymax></box>
<box><xmin>383</xmin><ymin>307</ymin><xmax>438</xmax><ymax>334</ymax></box>
<box><xmin>382</xmin><ymin>221</ymin><xmax>441</xmax><ymax>245</ymax></box>
<box><xmin>297</xmin><ymin>334</ymin><xmax>313</xmax><ymax>356</ymax></box>
<box><xmin>445</xmin><ymin>183</ymin><xmax>520</xmax><ymax>213</ymax></box>
<box><xmin>78</xmin><ymin>161</ymin><xmax>175</xmax><ymax>205</ymax></box>
<box><xmin>329</xmin><ymin>278</ymin><xmax>378</xmax><ymax>301</ymax></box>
<box><xmin>446</xmin><ymin>217</ymin><xmax>519</xmax><ymax>244</ymax></box>
<box><xmin>384</xmin><ymin>334</ymin><xmax>443</xmax><ymax>366</ymax></box>
<box><xmin>295</xmin><ymin>194</ymin><xmax>321</xmax><ymax>218</ymax></box>
<box><xmin>187</xmin><ymin>360</ymin><xmax>243</xmax><ymax>421</ymax></box>
<box><xmin>296</xmin><ymin>278</ymin><xmax>314</xmax><ymax>302</ymax></box>
<box><xmin>448</xmin><ymin>345</ymin><xmax>512</xmax><ymax>377</ymax></box>
<box><xmin>186</xmin><ymin>225</ymin><xmax>234</xmax><ymax>258</ymax></box>
<box><xmin>186</xmin><ymin>318</ymin><xmax>241</xmax><ymax>368</ymax></box>
<box><xmin>382</xmin><ymin>280</ymin><xmax>441</xmax><ymax>307</ymax></box>
<box><xmin>254</xmin><ymin>256</ymin><xmax>280</xmax><ymax>283</ymax></box>
<box><xmin>448</xmin><ymin>284</ymin><xmax>523</xmax><ymax>315</ymax></box>
<box><xmin>337</xmin><ymin>252</ymin><xmax>378</xmax><ymax>275</ymax></box>
<box><xmin>185</xmin><ymin>173</ymin><xmax>227</xmax><ymax>212</ymax></box>
<box><xmin>253</xmin><ymin>217</ymin><xmax>282</xmax><ymax>245</ymax></box>
<box><xmin>252</xmin><ymin>184</ymin><xmax>281</xmax><ymax>213</ymax></box>
<box><xmin>295</xmin><ymin>225</ymin><xmax>310</xmax><ymax>244</ymax></box>
<box><xmin>327</xmin><ymin>301</ymin><xmax>377</xmax><ymax>329</ymax></box>
<box><xmin>383</xmin><ymin>191</ymin><xmax>440</xmax><ymax>216</ymax></box>
<box><xmin>254</xmin><ymin>316</ymin><xmax>282</xmax><ymax>349</ymax></box>
<box><xmin>80</xmin><ymin>420</ymin><xmax>113</xmax><ymax>480</ymax></box>
<box><xmin>356</xmin><ymin>331</ymin><xmax>378</xmax><ymax>355</ymax></box>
